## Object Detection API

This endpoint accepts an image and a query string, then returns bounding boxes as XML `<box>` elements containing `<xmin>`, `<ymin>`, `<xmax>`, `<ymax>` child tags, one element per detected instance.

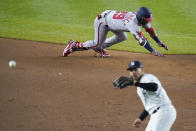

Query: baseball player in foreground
<box><xmin>63</xmin><ymin>7</ymin><xmax>168</xmax><ymax>57</ymax></box>
<box><xmin>113</xmin><ymin>60</ymin><xmax>176</xmax><ymax>131</ymax></box>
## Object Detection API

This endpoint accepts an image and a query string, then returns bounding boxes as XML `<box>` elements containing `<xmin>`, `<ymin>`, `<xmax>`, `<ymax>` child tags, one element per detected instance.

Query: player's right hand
<box><xmin>132</xmin><ymin>118</ymin><xmax>142</xmax><ymax>128</ymax></box>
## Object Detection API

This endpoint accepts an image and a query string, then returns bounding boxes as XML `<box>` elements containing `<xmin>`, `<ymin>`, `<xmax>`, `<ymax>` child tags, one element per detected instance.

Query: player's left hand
<box><xmin>113</xmin><ymin>76</ymin><xmax>134</xmax><ymax>89</ymax></box>
<box><xmin>152</xmin><ymin>50</ymin><xmax>165</xmax><ymax>57</ymax></box>
<box><xmin>158</xmin><ymin>42</ymin><xmax>168</xmax><ymax>51</ymax></box>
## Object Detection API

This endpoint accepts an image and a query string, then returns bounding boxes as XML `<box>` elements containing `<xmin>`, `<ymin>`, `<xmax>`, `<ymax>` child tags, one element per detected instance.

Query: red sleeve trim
<box><xmin>145</xmin><ymin>27</ymin><xmax>154</xmax><ymax>33</ymax></box>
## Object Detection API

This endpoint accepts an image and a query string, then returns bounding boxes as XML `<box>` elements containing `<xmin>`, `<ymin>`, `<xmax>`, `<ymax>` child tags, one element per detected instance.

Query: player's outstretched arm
<box><xmin>145</xmin><ymin>27</ymin><xmax>168</xmax><ymax>51</ymax></box>
<box><xmin>142</xmin><ymin>39</ymin><xmax>165</xmax><ymax>57</ymax></box>
<box><xmin>132</xmin><ymin>32</ymin><xmax>164</xmax><ymax>57</ymax></box>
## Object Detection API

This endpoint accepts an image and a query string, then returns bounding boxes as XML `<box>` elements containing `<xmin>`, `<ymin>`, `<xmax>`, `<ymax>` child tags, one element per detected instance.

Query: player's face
<box><xmin>130</xmin><ymin>68</ymin><xmax>143</xmax><ymax>80</ymax></box>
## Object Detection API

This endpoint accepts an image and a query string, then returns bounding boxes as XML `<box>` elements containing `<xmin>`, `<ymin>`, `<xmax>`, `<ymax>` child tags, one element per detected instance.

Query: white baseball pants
<box><xmin>146</xmin><ymin>105</ymin><xmax>177</xmax><ymax>131</ymax></box>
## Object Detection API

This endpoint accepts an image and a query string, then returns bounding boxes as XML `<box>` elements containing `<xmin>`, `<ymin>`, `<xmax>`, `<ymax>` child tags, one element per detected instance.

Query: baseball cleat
<box><xmin>63</xmin><ymin>40</ymin><xmax>75</xmax><ymax>57</ymax></box>
<box><xmin>101</xmin><ymin>50</ymin><xmax>110</xmax><ymax>57</ymax></box>
<box><xmin>93</xmin><ymin>48</ymin><xmax>110</xmax><ymax>57</ymax></box>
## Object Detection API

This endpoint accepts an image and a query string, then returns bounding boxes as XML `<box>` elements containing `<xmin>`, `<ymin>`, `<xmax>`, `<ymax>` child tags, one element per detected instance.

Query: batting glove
<box><xmin>158</xmin><ymin>42</ymin><xmax>168</xmax><ymax>51</ymax></box>
<box><xmin>152</xmin><ymin>50</ymin><xmax>165</xmax><ymax>57</ymax></box>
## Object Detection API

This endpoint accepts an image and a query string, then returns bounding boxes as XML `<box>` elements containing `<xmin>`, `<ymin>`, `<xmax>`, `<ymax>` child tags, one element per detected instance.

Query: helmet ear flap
<box><xmin>136</xmin><ymin>15</ymin><xmax>142</xmax><ymax>25</ymax></box>
<box><xmin>136</xmin><ymin>16</ymin><xmax>145</xmax><ymax>25</ymax></box>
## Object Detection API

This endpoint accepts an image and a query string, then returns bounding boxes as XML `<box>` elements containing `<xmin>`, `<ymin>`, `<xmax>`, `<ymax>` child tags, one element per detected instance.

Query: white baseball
<box><xmin>9</xmin><ymin>60</ymin><xmax>16</xmax><ymax>68</ymax></box>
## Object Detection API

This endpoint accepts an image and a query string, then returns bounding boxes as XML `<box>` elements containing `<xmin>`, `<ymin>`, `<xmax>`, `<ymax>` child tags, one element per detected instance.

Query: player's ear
<box><xmin>137</xmin><ymin>68</ymin><xmax>143</xmax><ymax>73</ymax></box>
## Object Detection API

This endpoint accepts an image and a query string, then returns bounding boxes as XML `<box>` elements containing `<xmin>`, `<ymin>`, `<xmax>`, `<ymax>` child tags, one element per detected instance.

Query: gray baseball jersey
<box><xmin>105</xmin><ymin>10</ymin><xmax>151</xmax><ymax>43</ymax></box>
<box><xmin>83</xmin><ymin>10</ymin><xmax>151</xmax><ymax>51</ymax></box>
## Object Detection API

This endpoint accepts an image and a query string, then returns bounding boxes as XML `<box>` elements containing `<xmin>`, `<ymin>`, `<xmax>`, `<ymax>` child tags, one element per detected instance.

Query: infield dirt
<box><xmin>0</xmin><ymin>38</ymin><xmax>196</xmax><ymax>131</ymax></box>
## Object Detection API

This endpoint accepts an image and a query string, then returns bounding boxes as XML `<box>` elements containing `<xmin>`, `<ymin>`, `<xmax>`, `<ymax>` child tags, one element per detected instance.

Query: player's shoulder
<box><xmin>104</xmin><ymin>9</ymin><xmax>114</xmax><ymax>12</ymax></box>
<box><xmin>107</xmin><ymin>10</ymin><xmax>132</xmax><ymax>13</ymax></box>
<box><xmin>101</xmin><ymin>10</ymin><xmax>114</xmax><ymax>15</ymax></box>
<box><xmin>141</xmin><ymin>73</ymin><xmax>158</xmax><ymax>82</ymax></box>
<box><xmin>143</xmin><ymin>73</ymin><xmax>156</xmax><ymax>78</ymax></box>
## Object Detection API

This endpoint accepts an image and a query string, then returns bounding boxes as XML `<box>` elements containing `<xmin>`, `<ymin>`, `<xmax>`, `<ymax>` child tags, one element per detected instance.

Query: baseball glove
<box><xmin>113</xmin><ymin>76</ymin><xmax>134</xmax><ymax>89</ymax></box>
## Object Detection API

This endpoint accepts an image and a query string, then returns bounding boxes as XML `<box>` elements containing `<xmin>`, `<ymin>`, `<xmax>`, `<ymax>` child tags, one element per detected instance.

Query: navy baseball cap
<box><xmin>127</xmin><ymin>60</ymin><xmax>143</xmax><ymax>71</ymax></box>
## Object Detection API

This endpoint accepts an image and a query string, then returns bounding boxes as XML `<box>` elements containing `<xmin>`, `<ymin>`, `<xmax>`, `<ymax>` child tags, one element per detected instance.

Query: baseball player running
<box><xmin>63</xmin><ymin>7</ymin><xmax>168</xmax><ymax>57</ymax></box>
<box><xmin>113</xmin><ymin>60</ymin><xmax>176</xmax><ymax>131</ymax></box>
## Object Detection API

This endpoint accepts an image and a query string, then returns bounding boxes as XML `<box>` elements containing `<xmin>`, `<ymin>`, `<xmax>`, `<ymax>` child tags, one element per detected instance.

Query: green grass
<box><xmin>0</xmin><ymin>0</ymin><xmax>196</xmax><ymax>54</ymax></box>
